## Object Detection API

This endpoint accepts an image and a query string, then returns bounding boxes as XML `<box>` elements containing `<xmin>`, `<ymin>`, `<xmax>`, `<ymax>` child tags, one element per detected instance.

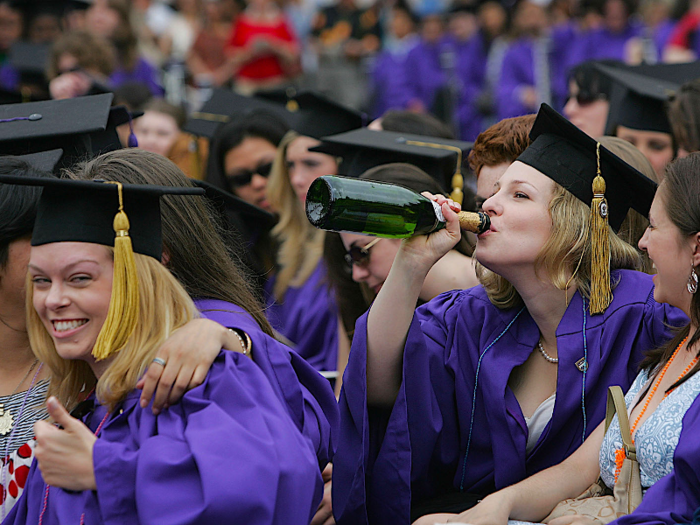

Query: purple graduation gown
<box><xmin>403</xmin><ymin>38</ymin><xmax>448</xmax><ymax>111</ymax></box>
<box><xmin>195</xmin><ymin>298</ymin><xmax>339</xmax><ymax>467</ymax></box>
<box><xmin>497</xmin><ymin>30</ymin><xmax>569</xmax><ymax>120</ymax></box>
<box><xmin>3</xmin><ymin>351</ymin><xmax>322</xmax><ymax>525</ymax></box>
<box><xmin>566</xmin><ymin>22</ymin><xmax>642</xmax><ymax>72</ymax></box>
<box><xmin>264</xmin><ymin>262</ymin><xmax>339</xmax><ymax>372</ymax></box>
<box><xmin>332</xmin><ymin>270</ymin><xmax>686</xmax><ymax>524</ymax></box>
<box><xmin>369</xmin><ymin>37</ymin><xmax>419</xmax><ymax>119</ymax></box>
<box><xmin>611</xmin><ymin>394</ymin><xmax>700</xmax><ymax>525</ymax></box>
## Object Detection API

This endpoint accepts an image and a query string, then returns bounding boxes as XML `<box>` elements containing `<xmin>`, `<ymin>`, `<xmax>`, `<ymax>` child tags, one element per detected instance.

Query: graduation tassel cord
<box><xmin>92</xmin><ymin>182</ymin><xmax>140</xmax><ymax>361</ymax></box>
<box><xmin>460</xmin><ymin>307</ymin><xmax>525</xmax><ymax>491</ymax></box>
<box><xmin>589</xmin><ymin>143</ymin><xmax>612</xmax><ymax>315</ymax></box>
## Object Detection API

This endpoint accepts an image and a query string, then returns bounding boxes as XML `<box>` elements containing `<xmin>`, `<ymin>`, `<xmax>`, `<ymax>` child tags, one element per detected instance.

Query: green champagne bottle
<box><xmin>305</xmin><ymin>175</ymin><xmax>490</xmax><ymax>238</ymax></box>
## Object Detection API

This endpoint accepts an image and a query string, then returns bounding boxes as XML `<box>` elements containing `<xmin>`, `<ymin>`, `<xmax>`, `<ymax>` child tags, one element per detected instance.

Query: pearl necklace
<box><xmin>537</xmin><ymin>340</ymin><xmax>559</xmax><ymax>364</ymax></box>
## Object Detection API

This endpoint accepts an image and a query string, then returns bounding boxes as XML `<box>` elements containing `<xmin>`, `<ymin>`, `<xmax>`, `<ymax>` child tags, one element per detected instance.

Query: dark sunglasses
<box><xmin>566</xmin><ymin>92</ymin><xmax>607</xmax><ymax>106</ymax></box>
<box><xmin>344</xmin><ymin>238</ymin><xmax>382</xmax><ymax>268</ymax></box>
<box><xmin>227</xmin><ymin>162</ymin><xmax>273</xmax><ymax>188</ymax></box>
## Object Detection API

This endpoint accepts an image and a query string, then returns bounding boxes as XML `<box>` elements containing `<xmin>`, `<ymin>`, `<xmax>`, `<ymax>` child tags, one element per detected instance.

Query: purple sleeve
<box><xmin>95</xmin><ymin>352</ymin><xmax>323</xmax><ymax>525</ymax></box>
<box><xmin>196</xmin><ymin>299</ymin><xmax>339</xmax><ymax>469</ymax></box>
<box><xmin>370</xmin><ymin>52</ymin><xmax>413</xmax><ymax>118</ymax></box>
<box><xmin>611</xmin><ymin>395</ymin><xmax>700</xmax><ymax>525</ymax></box>
<box><xmin>497</xmin><ymin>41</ymin><xmax>536</xmax><ymax>119</ymax></box>
<box><xmin>332</xmin><ymin>291</ymin><xmax>472</xmax><ymax>525</ymax></box>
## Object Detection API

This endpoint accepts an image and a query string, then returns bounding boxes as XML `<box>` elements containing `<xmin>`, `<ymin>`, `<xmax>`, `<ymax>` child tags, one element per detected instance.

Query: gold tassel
<box><xmin>589</xmin><ymin>143</ymin><xmax>612</xmax><ymax>315</ymax></box>
<box><xmin>92</xmin><ymin>182</ymin><xmax>140</xmax><ymax>360</ymax></box>
<box><xmin>450</xmin><ymin>171</ymin><xmax>464</xmax><ymax>206</ymax></box>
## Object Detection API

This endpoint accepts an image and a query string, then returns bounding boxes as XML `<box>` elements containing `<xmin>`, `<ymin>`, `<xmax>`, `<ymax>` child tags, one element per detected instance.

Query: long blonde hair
<box><xmin>478</xmin><ymin>182</ymin><xmax>641</xmax><ymax>310</ymax></box>
<box><xmin>266</xmin><ymin>130</ymin><xmax>327</xmax><ymax>300</ymax></box>
<box><xmin>27</xmin><ymin>248</ymin><xmax>199</xmax><ymax>412</ymax></box>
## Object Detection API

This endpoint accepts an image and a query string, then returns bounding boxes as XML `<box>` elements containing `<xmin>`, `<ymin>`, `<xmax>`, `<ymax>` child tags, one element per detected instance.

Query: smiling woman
<box><xmin>1</xmin><ymin>175</ymin><xmax>323</xmax><ymax>525</ymax></box>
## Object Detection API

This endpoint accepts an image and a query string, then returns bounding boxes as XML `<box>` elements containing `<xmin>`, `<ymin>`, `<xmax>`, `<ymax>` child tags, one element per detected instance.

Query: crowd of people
<box><xmin>2</xmin><ymin>1</ymin><xmax>700</xmax><ymax>525</ymax></box>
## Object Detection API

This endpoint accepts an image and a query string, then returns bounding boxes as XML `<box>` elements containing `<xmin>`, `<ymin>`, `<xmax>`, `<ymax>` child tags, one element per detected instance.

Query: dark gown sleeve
<box><xmin>611</xmin><ymin>395</ymin><xmax>700</xmax><ymax>525</ymax></box>
<box><xmin>333</xmin><ymin>290</ymin><xmax>477</xmax><ymax>525</ymax></box>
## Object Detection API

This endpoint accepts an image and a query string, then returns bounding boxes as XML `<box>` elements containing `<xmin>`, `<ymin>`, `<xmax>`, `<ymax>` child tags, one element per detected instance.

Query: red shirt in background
<box><xmin>226</xmin><ymin>13</ymin><xmax>298</xmax><ymax>80</ymax></box>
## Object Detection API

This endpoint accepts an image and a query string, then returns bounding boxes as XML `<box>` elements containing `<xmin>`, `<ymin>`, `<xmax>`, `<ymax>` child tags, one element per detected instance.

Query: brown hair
<box><xmin>67</xmin><ymin>149</ymin><xmax>274</xmax><ymax>336</ymax></box>
<box><xmin>468</xmin><ymin>114</ymin><xmax>536</xmax><ymax>176</ymax></box>
<box><xmin>598</xmin><ymin>136</ymin><xmax>658</xmax><ymax>275</ymax></box>
<box><xmin>640</xmin><ymin>154</ymin><xmax>700</xmax><ymax>389</ymax></box>
<box><xmin>144</xmin><ymin>98</ymin><xmax>187</xmax><ymax>129</ymax></box>
<box><xmin>47</xmin><ymin>30</ymin><xmax>115</xmax><ymax>80</ymax></box>
<box><xmin>668</xmin><ymin>80</ymin><xmax>700</xmax><ymax>153</ymax></box>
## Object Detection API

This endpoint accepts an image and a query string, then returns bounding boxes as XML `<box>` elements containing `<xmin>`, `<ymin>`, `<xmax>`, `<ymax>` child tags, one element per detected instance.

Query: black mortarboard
<box><xmin>0</xmin><ymin>93</ymin><xmax>120</xmax><ymax>166</ymax></box>
<box><xmin>258</xmin><ymin>90</ymin><xmax>365</xmax><ymax>139</ymax></box>
<box><xmin>0</xmin><ymin>175</ymin><xmax>204</xmax><ymax>260</ymax></box>
<box><xmin>518</xmin><ymin>103</ymin><xmax>657</xmax><ymax>232</ymax></box>
<box><xmin>184</xmin><ymin>89</ymin><xmax>292</xmax><ymax>138</ymax></box>
<box><xmin>14</xmin><ymin>149</ymin><xmax>63</xmax><ymax>173</ymax></box>
<box><xmin>518</xmin><ymin>103</ymin><xmax>657</xmax><ymax>313</ymax></box>
<box><xmin>310</xmin><ymin>128</ymin><xmax>472</xmax><ymax>193</ymax></box>
<box><xmin>596</xmin><ymin>64</ymin><xmax>678</xmax><ymax>135</ymax></box>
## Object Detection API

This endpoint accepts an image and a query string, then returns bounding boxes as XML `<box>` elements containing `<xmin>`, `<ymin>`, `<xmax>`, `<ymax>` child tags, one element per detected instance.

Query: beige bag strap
<box><xmin>605</xmin><ymin>385</ymin><xmax>636</xmax><ymax>460</ymax></box>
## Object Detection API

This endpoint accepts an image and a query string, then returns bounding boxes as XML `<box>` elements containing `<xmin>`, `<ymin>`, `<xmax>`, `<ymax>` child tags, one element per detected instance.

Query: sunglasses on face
<box><xmin>226</xmin><ymin>161</ymin><xmax>273</xmax><ymax>188</ymax></box>
<box><xmin>344</xmin><ymin>238</ymin><xmax>382</xmax><ymax>268</ymax></box>
<box><xmin>566</xmin><ymin>92</ymin><xmax>607</xmax><ymax>106</ymax></box>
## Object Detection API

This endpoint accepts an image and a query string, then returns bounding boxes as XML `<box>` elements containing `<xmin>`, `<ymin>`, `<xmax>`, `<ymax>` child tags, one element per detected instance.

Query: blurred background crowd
<box><xmin>5</xmin><ymin>0</ymin><xmax>700</xmax><ymax>146</ymax></box>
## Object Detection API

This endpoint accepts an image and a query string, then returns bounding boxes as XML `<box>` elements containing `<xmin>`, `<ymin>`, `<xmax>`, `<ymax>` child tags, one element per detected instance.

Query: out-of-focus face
<box><xmin>604</xmin><ymin>0</ymin><xmax>628</xmax><ymax>33</ymax></box>
<box><xmin>564</xmin><ymin>80</ymin><xmax>610</xmax><ymax>138</ymax></box>
<box><xmin>476</xmin><ymin>161</ymin><xmax>554</xmax><ymax>277</ymax></box>
<box><xmin>0</xmin><ymin>3</ymin><xmax>22</xmax><ymax>52</ymax></box>
<box><xmin>616</xmin><ymin>126</ymin><xmax>674</xmax><ymax>180</ymax></box>
<box><xmin>224</xmin><ymin>136</ymin><xmax>277</xmax><ymax>211</ymax></box>
<box><xmin>448</xmin><ymin>11</ymin><xmax>477</xmax><ymax>41</ymax></box>
<box><xmin>286</xmin><ymin>136</ymin><xmax>339</xmax><ymax>203</ymax></box>
<box><xmin>479</xmin><ymin>1</ymin><xmax>507</xmax><ymax>36</ymax></box>
<box><xmin>0</xmin><ymin>238</ymin><xmax>32</xmax><ymax>331</ymax></box>
<box><xmin>514</xmin><ymin>1</ymin><xmax>547</xmax><ymax>35</ymax></box>
<box><xmin>134</xmin><ymin>111</ymin><xmax>181</xmax><ymax>158</ymax></box>
<box><xmin>476</xmin><ymin>161</ymin><xmax>510</xmax><ymax>210</ymax></box>
<box><xmin>29</xmin><ymin>242</ymin><xmax>114</xmax><ymax>374</ymax></box>
<box><xmin>339</xmin><ymin>233</ymin><xmax>402</xmax><ymax>295</ymax></box>
<box><xmin>421</xmin><ymin>15</ymin><xmax>443</xmax><ymax>44</ymax></box>
<box><xmin>638</xmin><ymin>187</ymin><xmax>694</xmax><ymax>312</ymax></box>
<box><xmin>28</xmin><ymin>13</ymin><xmax>61</xmax><ymax>44</ymax></box>
<box><xmin>85</xmin><ymin>0</ymin><xmax>121</xmax><ymax>39</ymax></box>
<box><xmin>391</xmin><ymin>8</ymin><xmax>415</xmax><ymax>40</ymax></box>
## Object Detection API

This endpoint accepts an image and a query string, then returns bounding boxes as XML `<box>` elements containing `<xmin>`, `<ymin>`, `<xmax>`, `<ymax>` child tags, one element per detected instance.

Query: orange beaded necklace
<box><xmin>614</xmin><ymin>336</ymin><xmax>698</xmax><ymax>482</ymax></box>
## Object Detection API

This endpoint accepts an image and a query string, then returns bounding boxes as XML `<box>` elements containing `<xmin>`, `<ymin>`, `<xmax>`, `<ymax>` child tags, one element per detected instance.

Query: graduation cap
<box><xmin>517</xmin><ymin>103</ymin><xmax>657</xmax><ymax>313</ymax></box>
<box><xmin>258</xmin><ymin>90</ymin><xmax>365</xmax><ymax>139</ymax></box>
<box><xmin>595</xmin><ymin>64</ymin><xmax>679</xmax><ymax>135</ymax></box>
<box><xmin>184</xmin><ymin>89</ymin><xmax>293</xmax><ymax>139</ymax></box>
<box><xmin>0</xmin><ymin>94</ymin><xmax>138</xmax><ymax>167</ymax></box>
<box><xmin>13</xmin><ymin>148</ymin><xmax>63</xmax><ymax>173</ymax></box>
<box><xmin>309</xmin><ymin>128</ymin><xmax>472</xmax><ymax>198</ymax></box>
<box><xmin>0</xmin><ymin>174</ymin><xmax>204</xmax><ymax>360</ymax></box>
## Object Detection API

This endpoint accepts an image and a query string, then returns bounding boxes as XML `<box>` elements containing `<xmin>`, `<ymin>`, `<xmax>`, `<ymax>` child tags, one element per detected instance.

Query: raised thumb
<box><xmin>46</xmin><ymin>396</ymin><xmax>74</xmax><ymax>429</ymax></box>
